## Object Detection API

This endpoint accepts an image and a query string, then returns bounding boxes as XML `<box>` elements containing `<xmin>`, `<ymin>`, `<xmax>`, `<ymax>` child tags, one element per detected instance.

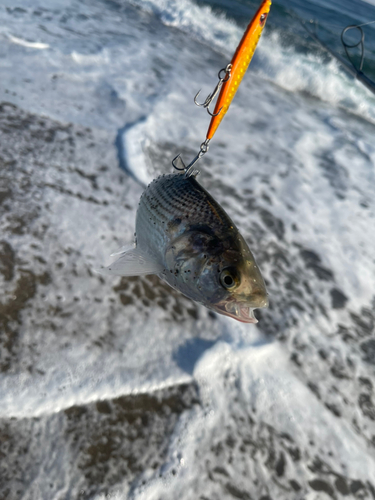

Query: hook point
<box><xmin>194</xmin><ymin>90</ymin><xmax>204</xmax><ymax>106</ymax></box>
<box><xmin>172</xmin><ymin>154</ymin><xmax>186</xmax><ymax>171</ymax></box>
<box><xmin>207</xmin><ymin>106</ymin><xmax>222</xmax><ymax>117</ymax></box>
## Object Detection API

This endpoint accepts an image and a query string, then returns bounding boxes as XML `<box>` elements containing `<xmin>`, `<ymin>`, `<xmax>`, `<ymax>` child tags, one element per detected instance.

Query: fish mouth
<box><xmin>214</xmin><ymin>301</ymin><xmax>260</xmax><ymax>324</ymax></box>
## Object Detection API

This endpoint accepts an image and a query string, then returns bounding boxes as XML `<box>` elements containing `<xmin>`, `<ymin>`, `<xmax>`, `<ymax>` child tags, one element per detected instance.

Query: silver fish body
<box><xmin>101</xmin><ymin>172</ymin><xmax>268</xmax><ymax>323</ymax></box>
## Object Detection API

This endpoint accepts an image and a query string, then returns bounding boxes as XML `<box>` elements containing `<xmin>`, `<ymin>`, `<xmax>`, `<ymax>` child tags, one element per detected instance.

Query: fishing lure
<box><xmin>173</xmin><ymin>0</ymin><xmax>272</xmax><ymax>175</ymax></box>
<box><xmin>199</xmin><ymin>0</ymin><xmax>272</xmax><ymax>139</ymax></box>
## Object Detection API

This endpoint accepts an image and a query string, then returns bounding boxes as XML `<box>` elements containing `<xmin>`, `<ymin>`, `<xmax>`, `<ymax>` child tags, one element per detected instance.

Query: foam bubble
<box><xmin>7</xmin><ymin>33</ymin><xmax>49</xmax><ymax>49</ymax></box>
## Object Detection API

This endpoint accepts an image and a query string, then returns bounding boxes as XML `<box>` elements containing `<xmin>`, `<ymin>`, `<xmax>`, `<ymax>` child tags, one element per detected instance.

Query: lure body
<box><xmin>99</xmin><ymin>173</ymin><xmax>268</xmax><ymax>323</ymax></box>
<box><xmin>206</xmin><ymin>0</ymin><xmax>272</xmax><ymax>140</ymax></box>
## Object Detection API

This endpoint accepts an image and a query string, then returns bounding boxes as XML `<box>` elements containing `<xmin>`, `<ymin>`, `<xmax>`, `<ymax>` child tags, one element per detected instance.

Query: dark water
<box><xmin>199</xmin><ymin>0</ymin><xmax>375</xmax><ymax>80</ymax></box>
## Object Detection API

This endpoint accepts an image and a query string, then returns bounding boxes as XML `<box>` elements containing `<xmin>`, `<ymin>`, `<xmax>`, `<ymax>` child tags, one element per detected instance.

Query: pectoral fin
<box><xmin>96</xmin><ymin>247</ymin><xmax>163</xmax><ymax>276</ymax></box>
<box><xmin>110</xmin><ymin>243</ymin><xmax>136</xmax><ymax>257</ymax></box>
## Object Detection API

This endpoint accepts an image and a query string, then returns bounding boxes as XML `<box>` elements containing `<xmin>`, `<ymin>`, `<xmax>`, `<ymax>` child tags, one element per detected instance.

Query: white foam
<box><xmin>7</xmin><ymin>33</ymin><xmax>49</xmax><ymax>49</ymax></box>
<box><xmin>127</xmin><ymin>0</ymin><xmax>240</xmax><ymax>51</ymax></box>
<box><xmin>134</xmin><ymin>342</ymin><xmax>375</xmax><ymax>499</ymax></box>
<box><xmin>71</xmin><ymin>49</ymin><xmax>110</xmax><ymax>66</ymax></box>
<box><xmin>121</xmin><ymin>120</ymin><xmax>154</xmax><ymax>186</ymax></box>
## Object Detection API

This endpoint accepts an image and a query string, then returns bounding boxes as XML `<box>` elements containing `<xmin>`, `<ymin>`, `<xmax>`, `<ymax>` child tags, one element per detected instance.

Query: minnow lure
<box><xmin>173</xmin><ymin>0</ymin><xmax>272</xmax><ymax>176</ymax></box>
<box><xmin>205</xmin><ymin>0</ymin><xmax>272</xmax><ymax>140</ymax></box>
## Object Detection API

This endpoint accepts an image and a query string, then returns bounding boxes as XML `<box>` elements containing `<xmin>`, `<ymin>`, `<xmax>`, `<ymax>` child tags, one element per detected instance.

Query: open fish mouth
<box><xmin>238</xmin><ymin>305</ymin><xmax>258</xmax><ymax>323</ymax></box>
<box><xmin>214</xmin><ymin>301</ymin><xmax>259</xmax><ymax>324</ymax></box>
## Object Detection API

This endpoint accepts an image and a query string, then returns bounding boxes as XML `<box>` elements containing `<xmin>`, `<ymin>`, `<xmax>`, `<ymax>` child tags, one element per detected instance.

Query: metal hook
<box><xmin>172</xmin><ymin>139</ymin><xmax>210</xmax><ymax>178</ymax></box>
<box><xmin>194</xmin><ymin>90</ymin><xmax>222</xmax><ymax>117</ymax></box>
<box><xmin>194</xmin><ymin>64</ymin><xmax>232</xmax><ymax>117</ymax></box>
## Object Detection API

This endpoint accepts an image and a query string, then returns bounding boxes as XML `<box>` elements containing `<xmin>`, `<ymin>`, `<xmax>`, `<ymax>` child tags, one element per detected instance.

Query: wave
<box><xmin>126</xmin><ymin>0</ymin><xmax>375</xmax><ymax>123</ymax></box>
<box><xmin>127</xmin><ymin>0</ymin><xmax>240</xmax><ymax>51</ymax></box>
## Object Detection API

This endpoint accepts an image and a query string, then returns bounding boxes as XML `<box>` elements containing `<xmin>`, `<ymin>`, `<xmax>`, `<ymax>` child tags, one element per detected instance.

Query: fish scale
<box><xmin>136</xmin><ymin>173</ymin><xmax>234</xmax><ymax>259</ymax></box>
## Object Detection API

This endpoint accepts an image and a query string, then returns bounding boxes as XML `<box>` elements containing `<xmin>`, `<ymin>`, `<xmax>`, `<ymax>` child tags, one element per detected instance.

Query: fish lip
<box><xmin>213</xmin><ymin>301</ymin><xmax>260</xmax><ymax>324</ymax></box>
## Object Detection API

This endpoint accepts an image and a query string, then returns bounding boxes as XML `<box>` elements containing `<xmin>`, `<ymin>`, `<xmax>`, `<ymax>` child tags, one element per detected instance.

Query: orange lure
<box><xmin>206</xmin><ymin>0</ymin><xmax>272</xmax><ymax>140</ymax></box>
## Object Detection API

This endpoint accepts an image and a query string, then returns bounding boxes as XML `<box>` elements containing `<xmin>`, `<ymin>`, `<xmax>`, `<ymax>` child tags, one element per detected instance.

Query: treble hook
<box><xmin>194</xmin><ymin>64</ymin><xmax>232</xmax><ymax>117</ymax></box>
<box><xmin>172</xmin><ymin>139</ymin><xmax>210</xmax><ymax>178</ymax></box>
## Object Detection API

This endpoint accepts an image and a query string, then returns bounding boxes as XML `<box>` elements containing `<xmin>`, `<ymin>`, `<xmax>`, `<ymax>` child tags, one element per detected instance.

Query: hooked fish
<box><xmin>98</xmin><ymin>172</ymin><xmax>268</xmax><ymax>323</ymax></box>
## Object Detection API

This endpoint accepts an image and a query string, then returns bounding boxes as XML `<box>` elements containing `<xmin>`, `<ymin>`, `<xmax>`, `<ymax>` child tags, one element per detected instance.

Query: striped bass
<box><xmin>99</xmin><ymin>172</ymin><xmax>268</xmax><ymax>323</ymax></box>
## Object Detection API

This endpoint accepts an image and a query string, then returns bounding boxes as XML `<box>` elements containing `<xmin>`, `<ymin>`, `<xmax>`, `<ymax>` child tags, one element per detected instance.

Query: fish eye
<box><xmin>260</xmin><ymin>13</ymin><xmax>267</xmax><ymax>25</ymax></box>
<box><xmin>220</xmin><ymin>269</ymin><xmax>238</xmax><ymax>290</ymax></box>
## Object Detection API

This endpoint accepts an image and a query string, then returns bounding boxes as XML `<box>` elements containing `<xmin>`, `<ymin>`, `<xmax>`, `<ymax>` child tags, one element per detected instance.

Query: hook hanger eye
<box><xmin>341</xmin><ymin>25</ymin><xmax>365</xmax><ymax>72</ymax></box>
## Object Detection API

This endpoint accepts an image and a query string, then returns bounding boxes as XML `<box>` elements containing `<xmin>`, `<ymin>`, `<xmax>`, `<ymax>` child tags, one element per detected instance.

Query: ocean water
<box><xmin>1</xmin><ymin>0</ymin><xmax>375</xmax><ymax>498</ymax></box>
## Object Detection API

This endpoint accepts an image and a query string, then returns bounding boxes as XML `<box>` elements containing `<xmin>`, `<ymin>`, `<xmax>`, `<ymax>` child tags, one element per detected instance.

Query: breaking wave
<box><xmin>128</xmin><ymin>0</ymin><xmax>375</xmax><ymax>122</ymax></box>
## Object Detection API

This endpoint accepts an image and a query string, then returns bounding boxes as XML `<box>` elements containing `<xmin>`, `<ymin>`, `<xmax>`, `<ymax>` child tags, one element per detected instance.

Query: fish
<box><xmin>98</xmin><ymin>172</ymin><xmax>268</xmax><ymax>323</ymax></box>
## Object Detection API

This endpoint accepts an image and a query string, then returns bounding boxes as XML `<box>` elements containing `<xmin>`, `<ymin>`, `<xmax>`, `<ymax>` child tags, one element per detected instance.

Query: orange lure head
<box><xmin>206</xmin><ymin>0</ymin><xmax>272</xmax><ymax>140</ymax></box>
<box><xmin>258</xmin><ymin>0</ymin><xmax>272</xmax><ymax>27</ymax></box>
